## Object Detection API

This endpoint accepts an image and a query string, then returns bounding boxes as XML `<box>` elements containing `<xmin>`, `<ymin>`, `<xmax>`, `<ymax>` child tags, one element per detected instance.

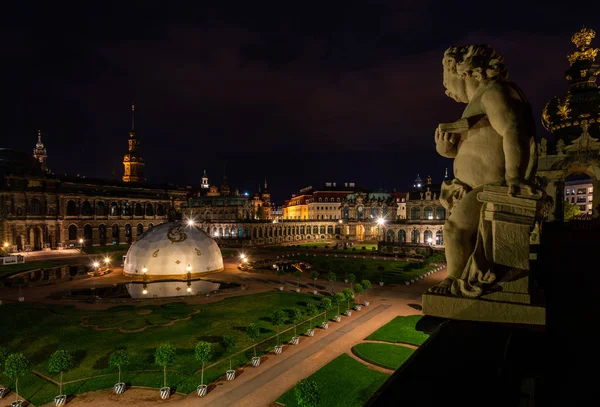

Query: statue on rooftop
<box><xmin>429</xmin><ymin>45</ymin><xmax>538</xmax><ymax>297</ymax></box>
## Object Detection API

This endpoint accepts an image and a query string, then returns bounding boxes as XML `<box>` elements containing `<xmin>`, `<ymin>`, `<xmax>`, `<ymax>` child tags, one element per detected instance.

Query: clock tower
<box><xmin>122</xmin><ymin>104</ymin><xmax>145</xmax><ymax>183</ymax></box>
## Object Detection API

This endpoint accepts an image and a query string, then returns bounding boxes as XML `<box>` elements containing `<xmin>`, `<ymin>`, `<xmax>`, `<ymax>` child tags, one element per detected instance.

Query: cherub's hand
<box><xmin>435</xmin><ymin>127</ymin><xmax>459</xmax><ymax>154</ymax></box>
<box><xmin>507</xmin><ymin>178</ymin><xmax>536</xmax><ymax>197</ymax></box>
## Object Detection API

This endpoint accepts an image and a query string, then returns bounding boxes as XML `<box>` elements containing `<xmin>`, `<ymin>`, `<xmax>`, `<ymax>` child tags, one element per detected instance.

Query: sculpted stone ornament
<box><xmin>429</xmin><ymin>45</ymin><xmax>539</xmax><ymax>298</ymax></box>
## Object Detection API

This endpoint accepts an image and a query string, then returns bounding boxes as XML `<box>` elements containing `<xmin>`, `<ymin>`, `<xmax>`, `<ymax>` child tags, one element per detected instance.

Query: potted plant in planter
<box><xmin>305</xmin><ymin>303</ymin><xmax>318</xmax><ymax>337</ymax></box>
<box><xmin>293</xmin><ymin>270</ymin><xmax>302</xmax><ymax>292</ymax></box>
<box><xmin>109</xmin><ymin>349</ymin><xmax>129</xmax><ymax>395</ymax></box>
<box><xmin>4</xmin><ymin>353</ymin><xmax>29</xmax><ymax>407</ymax></box>
<box><xmin>347</xmin><ymin>273</ymin><xmax>355</xmax><ymax>289</ymax></box>
<box><xmin>377</xmin><ymin>266</ymin><xmax>385</xmax><ymax>286</ymax></box>
<box><xmin>155</xmin><ymin>343</ymin><xmax>176</xmax><ymax>399</ymax></box>
<box><xmin>271</xmin><ymin>310</ymin><xmax>286</xmax><ymax>355</ymax></box>
<box><xmin>246</xmin><ymin>323</ymin><xmax>261</xmax><ymax>366</ymax></box>
<box><xmin>0</xmin><ymin>347</ymin><xmax>7</xmax><ymax>399</ymax></box>
<box><xmin>194</xmin><ymin>341</ymin><xmax>212</xmax><ymax>397</ymax></box>
<box><xmin>327</xmin><ymin>272</ymin><xmax>336</xmax><ymax>293</ymax></box>
<box><xmin>342</xmin><ymin>288</ymin><xmax>354</xmax><ymax>316</ymax></box>
<box><xmin>48</xmin><ymin>350</ymin><xmax>73</xmax><ymax>407</ymax></box>
<box><xmin>310</xmin><ymin>271</ymin><xmax>319</xmax><ymax>294</ymax></box>
<box><xmin>294</xmin><ymin>378</ymin><xmax>320</xmax><ymax>407</ymax></box>
<box><xmin>353</xmin><ymin>284</ymin><xmax>364</xmax><ymax>311</ymax></box>
<box><xmin>361</xmin><ymin>280</ymin><xmax>372</xmax><ymax>306</ymax></box>
<box><xmin>319</xmin><ymin>297</ymin><xmax>332</xmax><ymax>329</ymax></box>
<box><xmin>277</xmin><ymin>269</ymin><xmax>286</xmax><ymax>291</ymax></box>
<box><xmin>226</xmin><ymin>358</ymin><xmax>235</xmax><ymax>380</ymax></box>
<box><xmin>290</xmin><ymin>308</ymin><xmax>302</xmax><ymax>345</ymax></box>
<box><xmin>222</xmin><ymin>335</ymin><xmax>236</xmax><ymax>353</ymax></box>
<box><xmin>332</xmin><ymin>293</ymin><xmax>344</xmax><ymax>322</ymax></box>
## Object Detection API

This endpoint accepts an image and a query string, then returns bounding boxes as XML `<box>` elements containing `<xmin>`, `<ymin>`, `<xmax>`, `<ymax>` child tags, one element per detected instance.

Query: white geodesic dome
<box><xmin>123</xmin><ymin>222</ymin><xmax>223</xmax><ymax>278</ymax></box>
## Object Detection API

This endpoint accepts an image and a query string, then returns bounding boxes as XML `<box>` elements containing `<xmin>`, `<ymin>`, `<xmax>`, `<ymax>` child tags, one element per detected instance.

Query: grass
<box><xmin>288</xmin><ymin>254</ymin><xmax>436</xmax><ymax>285</ymax></box>
<box><xmin>0</xmin><ymin>291</ymin><xmax>342</xmax><ymax>405</ymax></box>
<box><xmin>366</xmin><ymin>315</ymin><xmax>429</xmax><ymax>346</ymax></box>
<box><xmin>276</xmin><ymin>354</ymin><xmax>389</xmax><ymax>407</ymax></box>
<box><xmin>81</xmin><ymin>244</ymin><xmax>130</xmax><ymax>255</ymax></box>
<box><xmin>0</xmin><ymin>260</ymin><xmax>69</xmax><ymax>279</ymax></box>
<box><xmin>352</xmin><ymin>343</ymin><xmax>414</xmax><ymax>370</ymax></box>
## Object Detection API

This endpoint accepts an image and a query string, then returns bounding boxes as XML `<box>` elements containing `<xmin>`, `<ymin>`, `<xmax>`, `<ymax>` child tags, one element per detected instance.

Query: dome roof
<box><xmin>542</xmin><ymin>28</ymin><xmax>600</xmax><ymax>145</ymax></box>
<box><xmin>124</xmin><ymin>222</ymin><xmax>223</xmax><ymax>279</ymax></box>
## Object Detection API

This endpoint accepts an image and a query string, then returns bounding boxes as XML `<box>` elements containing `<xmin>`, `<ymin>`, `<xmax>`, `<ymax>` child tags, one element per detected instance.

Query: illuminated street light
<box><xmin>186</xmin><ymin>219</ymin><xmax>195</xmax><ymax>226</ymax></box>
<box><xmin>187</xmin><ymin>264</ymin><xmax>192</xmax><ymax>272</ymax></box>
<box><xmin>243</xmin><ymin>258</ymin><xmax>248</xmax><ymax>263</ymax></box>
<box><xmin>142</xmin><ymin>288</ymin><xmax>148</xmax><ymax>295</ymax></box>
<box><xmin>3</xmin><ymin>242</ymin><xmax>8</xmax><ymax>248</ymax></box>
<box><xmin>104</xmin><ymin>257</ymin><xmax>110</xmax><ymax>264</ymax></box>
<box><xmin>93</xmin><ymin>262</ymin><xmax>99</xmax><ymax>268</ymax></box>
<box><xmin>79</xmin><ymin>238</ymin><xmax>84</xmax><ymax>249</ymax></box>
<box><xmin>142</xmin><ymin>266</ymin><xmax>148</xmax><ymax>273</ymax></box>
<box><xmin>427</xmin><ymin>238</ymin><xmax>433</xmax><ymax>244</ymax></box>
<box><xmin>187</xmin><ymin>286</ymin><xmax>192</xmax><ymax>293</ymax></box>
<box><xmin>376</xmin><ymin>218</ymin><xmax>385</xmax><ymax>226</ymax></box>
<box><xmin>338</xmin><ymin>219</ymin><xmax>343</xmax><ymax>224</ymax></box>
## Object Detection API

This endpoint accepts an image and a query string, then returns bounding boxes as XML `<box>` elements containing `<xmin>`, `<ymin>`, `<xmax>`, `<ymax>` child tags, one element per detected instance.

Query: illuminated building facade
<box><xmin>122</xmin><ymin>105</ymin><xmax>145</xmax><ymax>183</ymax></box>
<box><xmin>564</xmin><ymin>180</ymin><xmax>594</xmax><ymax>215</ymax></box>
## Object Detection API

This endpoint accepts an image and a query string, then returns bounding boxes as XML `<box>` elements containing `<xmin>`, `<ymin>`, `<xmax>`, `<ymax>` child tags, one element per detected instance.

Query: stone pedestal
<box><xmin>422</xmin><ymin>185</ymin><xmax>546</xmax><ymax>325</ymax></box>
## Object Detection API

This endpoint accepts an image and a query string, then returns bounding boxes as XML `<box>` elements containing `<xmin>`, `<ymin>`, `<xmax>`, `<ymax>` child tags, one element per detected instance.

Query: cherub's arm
<box><xmin>435</xmin><ymin>127</ymin><xmax>458</xmax><ymax>158</ymax></box>
<box><xmin>481</xmin><ymin>84</ymin><xmax>534</xmax><ymax>195</ymax></box>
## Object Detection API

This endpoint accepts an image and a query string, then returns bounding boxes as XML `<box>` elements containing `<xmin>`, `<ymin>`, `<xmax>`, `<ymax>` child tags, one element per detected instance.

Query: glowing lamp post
<box><xmin>427</xmin><ymin>238</ymin><xmax>433</xmax><ymax>246</ymax></box>
<box><xmin>104</xmin><ymin>257</ymin><xmax>111</xmax><ymax>265</ymax></box>
<box><xmin>376</xmin><ymin>218</ymin><xmax>385</xmax><ymax>242</ymax></box>
<box><xmin>93</xmin><ymin>262</ymin><xmax>99</xmax><ymax>269</ymax></box>
<box><xmin>79</xmin><ymin>238</ymin><xmax>83</xmax><ymax>249</ymax></box>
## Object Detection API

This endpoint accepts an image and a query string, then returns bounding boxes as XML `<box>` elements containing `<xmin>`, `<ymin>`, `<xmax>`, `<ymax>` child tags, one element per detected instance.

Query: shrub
<box><xmin>295</xmin><ymin>378</ymin><xmax>320</xmax><ymax>407</ymax></box>
<box><xmin>352</xmin><ymin>247</ymin><xmax>357</xmax><ymax>251</ymax></box>
<box><xmin>324</xmin><ymin>245</ymin><xmax>329</xmax><ymax>249</ymax></box>
<box><xmin>222</xmin><ymin>335</ymin><xmax>236</xmax><ymax>351</ymax></box>
<box><xmin>371</xmin><ymin>247</ymin><xmax>376</xmax><ymax>251</ymax></box>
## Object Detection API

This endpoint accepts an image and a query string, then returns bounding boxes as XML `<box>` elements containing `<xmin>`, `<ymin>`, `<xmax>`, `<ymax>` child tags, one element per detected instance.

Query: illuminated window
<box><xmin>424</xmin><ymin>207</ymin><xmax>433</xmax><ymax>220</ymax></box>
<box><xmin>589</xmin><ymin>187</ymin><xmax>594</xmax><ymax>193</ymax></box>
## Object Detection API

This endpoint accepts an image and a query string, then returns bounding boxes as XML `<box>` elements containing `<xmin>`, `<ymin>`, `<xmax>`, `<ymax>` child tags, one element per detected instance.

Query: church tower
<box><xmin>201</xmin><ymin>170</ymin><xmax>209</xmax><ymax>189</ymax></box>
<box><xmin>33</xmin><ymin>130</ymin><xmax>48</xmax><ymax>172</ymax></box>
<box><xmin>122</xmin><ymin>104</ymin><xmax>145</xmax><ymax>183</ymax></box>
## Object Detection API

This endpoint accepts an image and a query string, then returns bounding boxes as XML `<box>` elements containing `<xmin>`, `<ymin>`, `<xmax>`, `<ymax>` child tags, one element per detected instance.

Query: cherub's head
<box><xmin>442</xmin><ymin>45</ymin><xmax>508</xmax><ymax>103</ymax></box>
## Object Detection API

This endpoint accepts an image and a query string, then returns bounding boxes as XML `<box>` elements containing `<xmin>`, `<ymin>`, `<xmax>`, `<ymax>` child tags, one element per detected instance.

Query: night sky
<box><xmin>1</xmin><ymin>1</ymin><xmax>597</xmax><ymax>202</ymax></box>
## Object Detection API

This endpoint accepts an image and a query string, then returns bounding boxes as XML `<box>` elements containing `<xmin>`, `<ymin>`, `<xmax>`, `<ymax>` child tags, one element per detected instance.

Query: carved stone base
<box><xmin>422</xmin><ymin>291</ymin><xmax>545</xmax><ymax>325</ymax></box>
<box><xmin>160</xmin><ymin>387</ymin><xmax>170</xmax><ymax>400</ymax></box>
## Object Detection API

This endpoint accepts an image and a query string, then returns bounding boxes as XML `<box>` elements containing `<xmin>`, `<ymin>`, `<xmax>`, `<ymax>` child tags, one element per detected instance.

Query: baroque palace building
<box><xmin>0</xmin><ymin>107</ymin><xmax>187</xmax><ymax>251</ymax></box>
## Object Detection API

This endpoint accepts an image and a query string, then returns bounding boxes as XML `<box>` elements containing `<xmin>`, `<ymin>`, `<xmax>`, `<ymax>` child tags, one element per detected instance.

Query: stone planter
<box><xmin>0</xmin><ymin>387</ymin><xmax>6</xmax><ymax>399</ymax></box>
<box><xmin>345</xmin><ymin>310</ymin><xmax>352</xmax><ymax>317</ymax></box>
<box><xmin>363</xmin><ymin>300</ymin><xmax>370</xmax><ymax>306</ymax></box>
<box><xmin>226</xmin><ymin>369</ymin><xmax>236</xmax><ymax>380</ymax></box>
<box><xmin>160</xmin><ymin>387</ymin><xmax>171</xmax><ymax>400</ymax></box>
<box><xmin>355</xmin><ymin>305</ymin><xmax>362</xmax><ymax>311</ymax></box>
<box><xmin>197</xmin><ymin>384</ymin><xmax>208</xmax><ymax>397</ymax></box>
<box><xmin>274</xmin><ymin>345</ymin><xmax>283</xmax><ymax>354</ymax></box>
<box><xmin>333</xmin><ymin>315</ymin><xmax>341</xmax><ymax>322</ymax></box>
<box><xmin>18</xmin><ymin>296</ymin><xmax>24</xmax><ymax>302</ymax></box>
<box><xmin>279</xmin><ymin>286</ymin><xmax>284</xmax><ymax>291</ymax></box>
<box><xmin>321</xmin><ymin>322</ymin><xmax>329</xmax><ymax>329</ymax></box>
<box><xmin>55</xmin><ymin>394</ymin><xmax>67</xmax><ymax>407</ymax></box>
<box><xmin>295</xmin><ymin>287</ymin><xmax>301</xmax><ymax>293</ymax></box>
<box><xmin>11</xmin><ymin>400</ymin><xmax>23</xmax><ymax>407</ymax></box>
<box><xmin>306</xmin><ymin>329</ymin><xmax>315</xmax><ymax>337</ymax></box>
<box><xmin>291</xmin><ymin>336</ymin><xmax>299</xmax><ymax>345</ymax></box>
<box><xmin>114</xmin><ymin>382</ymin><xmax>126</xmax><ymax>394</ymax></box>
<box><xmin>251</xmin><ymin>357</ymin><xmax>261</xmax><ymax>367</ymax></box>
<box><xmin>379</xmin><ymin>282</ymin><xmax>384</xmax><ymax>287</ymax></box>
<box><xmin>312</xmin><ymin>289</ymin><xmax>318</xmax><ymax>295</ymax></box>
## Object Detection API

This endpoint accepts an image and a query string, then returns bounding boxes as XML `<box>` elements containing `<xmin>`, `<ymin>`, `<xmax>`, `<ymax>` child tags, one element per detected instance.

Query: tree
<box><xmin>0</xmin><ymin>346</ymin><xmax>7</xmax><ymax>368</ymax></box>
<box><xmin>4</xmin><ymin>353</ymin><xmax>29</xmax><ymax>403</ymax></box>
<box><xmin>277</xmin><ymin>268</ymin><xmax>286</xmax><ymax>285</ymax></box>
<box><xmin>333</xmin><ymin>292</ymin><xmax>345</xmax><ymax>315</ymax></box>
<box><xmin>305</xmin><ymin>303</ymin><xmax>318</xmax><ymax>328</ymax></box>
<box><xmin>564</xmin><ymin>200</ymin><xmax>581</xmax><ymax>220</ymax></box>
<box><xmin>319</xmin><ymin>297</ymin><xmax>332</xmax><ymax>323</ymax></box>
<box><xmin>194</xmin><ymin>341</ymin><xmax>213</xmax><ymax>387</ymax></box>
<box><xmin>342</xmin><ymin>288</ymin><xmax>354</xmax><ymax>312</ymax></box>
<box><xmin>271</xmin><ymin>310</ymin><xmax>286</xmax><ymax>346</ymax></box>
<box><xmin>362</xmin><ymin>280</ymin><xmax>372</xmax><ymax>300</ymax></box>
<box><xmin>347</xmin><ymin>273</ymin><xmax>356</xmax><ymax>288</ymax></box>
<box><xmin>48</xmin><ymin>350</ymin><xmax>73</xmax><ymax>396</ymax></box>
<box><xmin>327</xmin><ymin>272</ymin><xmax>336</xmax><ymax>292</ymax></box>
<box><xmin>290</xmin><ymin>308</ymin><xmax>303</xmax><ymax>337</ymax></box>
<box><xmin>295</xmin><ymin>378</ymin><xmax>320</xmax><ymax>407</ymax></box>
<box><xmin>222</xmin><ymin>335</ymin><xmax>236</xmax><ymax>352</ymax></box>
<box><xmin>246</xmin><ymin>323</ymin><xmax>261</xmax><ymax>358</ymax></box>
<box><xmin>310</xmin><ymin>271</ymin><xmax>319</xmax><ymax>291</ymax></box>
<box><xmin>293</xmin><ymin>270</ymin><xmax>302</xmax><ymax>288</ymax></box>
<box><xmin>155</xmin><ymin>344</ymin><xmax>176</xmax><ymax>389</ymax></box>
<box><xmin>353</xmin><ymin>283</ymin><xmax>364</xmax><ymax>303</ymax></box>
<box><xmin>109</xmin><ymin>349</ymin><xmax>129</xmax><ymax>384</ymax></box>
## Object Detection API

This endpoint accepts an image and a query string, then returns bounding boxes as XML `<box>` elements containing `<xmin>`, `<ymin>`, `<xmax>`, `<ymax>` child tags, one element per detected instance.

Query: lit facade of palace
<box><xmin>565</xmin><ymin>180</ymin><xmax>594</xmax><ymax>215</ymax></box>
<box><xmin>0</xmin><ymin>108</ymin><xmax>186</xmax><ymax>251</ymax></box>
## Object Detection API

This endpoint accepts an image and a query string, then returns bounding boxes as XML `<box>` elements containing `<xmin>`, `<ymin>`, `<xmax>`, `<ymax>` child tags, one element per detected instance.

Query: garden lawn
<box><xmin>0</xmin><ymin>291</ymin><xmax>335</xmax><ymax>406</ymax></box>
<box><xmin>0</xmin><ymin>260</ymin><xmax>68</xmax><ymax>279</ymax></box>
<box><xmin>290</xmin><ymin>254</ymin><xmax>435</xmax><ymax>285</ymax></box>
<box><xmin>352</xmin><ymin>343</ymin><xmax>414</xmax><ymax>370</ymax></box>
<box><xmin>366</xmin><ymin>315</ymin><xmax>429</xmax><ymax>346</ymax></box>
<box><xmin>82</xmin><ymin>244</ymin><xmax>130</xmax><ymax>255</ymax></box>
<box><xmin>276</xmin><ymin>354</ymin><xmax>389</xmax><ymax>407</ymax></box>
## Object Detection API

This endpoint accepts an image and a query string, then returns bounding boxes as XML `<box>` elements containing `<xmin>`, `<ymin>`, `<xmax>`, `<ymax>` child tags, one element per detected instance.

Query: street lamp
<box><xmin>187</xmin><ymin>264</ymin><xmax>192</xmax><ymax>272</ymax></box>
<box><xmin>79</xmin><ymin>238</ymin><xmax>83</xmax><ymax>249</ymax></box>
<box><xmin>186</xmin><ymin>218</ymin><xmax>195</xmax><ymax>226</ymax></box>
<box><xmin>427</xmin><ymin>238</ymin><xmax>433</xmax><ymax>245</ymax></box>
<box><xmin>93</xmin><ymin>262</ymin><xmax>99</xmax><ymax>268</ymax></box>
<box><xmin>104</xmin><ymin>257</ymin><xmax>111</xmax><ymax>265</ymax></box>
<box><xmin>142</xmin><ymin>266</ymin><xmax>148</xmax><ymax>274</ymax></box>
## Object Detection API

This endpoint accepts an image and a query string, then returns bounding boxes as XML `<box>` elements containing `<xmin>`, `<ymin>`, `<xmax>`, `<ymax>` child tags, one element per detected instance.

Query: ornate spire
<box><xmin>33</xmin><ymin>129</ymin><xmax>48</xmax><ymax>172</ymax></box>
<box><xmin>123</xmin><ymin>104</ymin><xmax>145</xmax><ymax>182</ymax></box>
<box><xmin>131</xmin><ymin>103</ymin><xmax>135</xmax><ymax>132</ymax></box>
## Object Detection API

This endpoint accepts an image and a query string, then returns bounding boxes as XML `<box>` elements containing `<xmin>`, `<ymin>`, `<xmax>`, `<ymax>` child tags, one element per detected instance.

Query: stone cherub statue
<box><xmin>430</xmin><ymin>45</ymin><xmax>538</xmax><ymax>296</ymax></box>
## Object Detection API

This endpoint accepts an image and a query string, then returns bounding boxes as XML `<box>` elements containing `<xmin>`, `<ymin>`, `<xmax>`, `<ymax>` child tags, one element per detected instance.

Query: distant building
<box><xmin>565</xmin><ymin>180</ymin><xmax>594</xmax><ymax>215</ymax></box>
